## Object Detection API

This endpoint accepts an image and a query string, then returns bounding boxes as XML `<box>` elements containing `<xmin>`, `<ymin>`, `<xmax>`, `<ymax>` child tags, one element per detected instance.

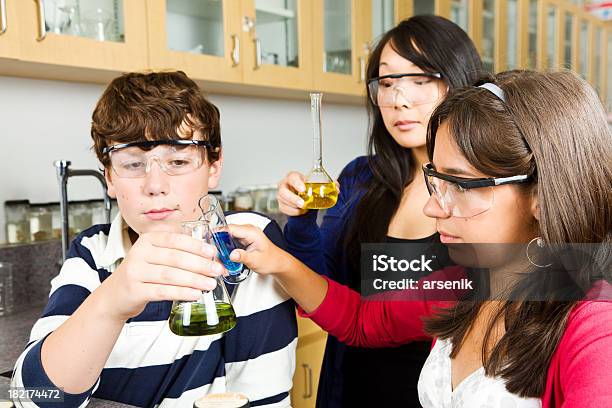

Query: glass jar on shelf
<box><xmin>4</xmin><ymin>200</ymin><xmax>30</xmax><ymax>244</ymax></box>
<box><xmin>234</xmin><ymin>187</ymin><xmax>254</xmax><ymax>212</ymax></box>
<box><xmin>89</xmin><ymin>199</ymin><xmax>106</xmax><ymax>226</ymax></box>
<box><xmin>69</xmin><ymin>200</ymin><xmax>93</xmax><ymax>238</ymax></box>
<box><xmin>46</xmin><ymin>202</ymin><xmax>62</xmax><ymax>240</ymax></box>
<box><xmin>265</xmin><ymin>184</ymin><xmax>280</xmax><ymax>214</ymax></box>
<box><xmin>29</xmin><ymin>203</ymin><xmax>53</xmax><ymax>242</ymax></box>
<box><xmin>28</xmin><ymin>204</ymin><xmax>53</xmax><ymax>242</ymax></box>
<box><xmin>252</xmin><ymin>185</ymin><xmax>271</xmax><ymax>213</ymax></box>
<box><xmin>222</xmin><ymin>193</ymin><xmax>235</xmax><ymax>212</ymax></box>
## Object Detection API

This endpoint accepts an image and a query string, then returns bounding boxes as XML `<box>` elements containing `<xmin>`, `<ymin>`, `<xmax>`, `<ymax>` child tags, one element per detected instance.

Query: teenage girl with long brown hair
<box><xmin>229</xmin><ymin>69</ymin><xmax>612</xmax><ymax>407</ymax></box>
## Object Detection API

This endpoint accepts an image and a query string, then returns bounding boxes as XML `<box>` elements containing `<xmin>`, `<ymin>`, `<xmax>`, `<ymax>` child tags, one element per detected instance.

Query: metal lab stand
<box><xmin>54</xmin><ymin>160</ymin><xmax>112</xmax><ymax>262</ymax></box>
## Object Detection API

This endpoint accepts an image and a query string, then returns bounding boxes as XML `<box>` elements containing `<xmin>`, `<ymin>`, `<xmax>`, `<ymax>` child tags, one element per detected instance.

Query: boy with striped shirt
<box><xmin>11</xmin><ymin>71</ymin><xmax>297</xmax><ymax>407</ymax></box>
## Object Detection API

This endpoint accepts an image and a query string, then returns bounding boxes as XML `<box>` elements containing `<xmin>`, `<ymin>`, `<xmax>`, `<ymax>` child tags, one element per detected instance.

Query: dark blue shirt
<box><xmin>284</xmin><ymin>156</ymin><xmax>432</xmax><ymax>408</ymax></box>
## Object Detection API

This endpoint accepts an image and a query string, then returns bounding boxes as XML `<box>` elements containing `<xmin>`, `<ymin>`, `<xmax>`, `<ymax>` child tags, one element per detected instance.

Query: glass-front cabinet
<box><xmin>148</xmin><ymin>0</ymin><xmax>312</xmax><ymax>90</ymax></box>
<box><xmin>241</xmin><ymin>0</ymin><xmax>313</xmax><ymax>89</ymax></box>
<box><xmin>563</xmin><ymin>11</ymin><xmax>574</xmax><ymax>69</ymax></box>
<box><xmin>450</xmin><ymin>0</ymin><xmax>469</xmax><ymax>33</ymax></box>
<box><xmin>593</xmin><ymin>26</ymin><xmax>602</xmax><ymax>96</ymax></box>
<box><xmin>371</xmin><ymin>0</ymin><xmax>396</xmax><ymax>46</ymax></box>
<box><xmin>0</xmin><ymin>0</ymin><xmax>610</xmax><ymax>104</ymax></box>
<box><xmin>467</xmin><ymin>0</ymin><xmax>497</xmax><ymax>73</ymax></box>
<box><xmin>312</xmin><ymin>0</ymin><xmax>368</xmax><ymax>96</ymax></box>
<box><xmin>545</xmin><ymin>2</ymin><xmax>558</xmax><ymax>68</ymax></box>
<box><xmin>481</xmin><ymin>0</ymin><xmax>496</xmax><ymax>73</ymax></box>
<box><xmin>0</xmin><ymin>0</ymin><xmax>19</xmax><ymax>58</ymax></box>
<box><xmin>16</xmin><ymin>0</ymin><xmax>147</xmax><ymax>71</ymax></box>
<box><xmin>578</xmin><ymin>18</ymin><xmax>589</xmax><ymax>79</ymax></box>
<box><xmin>147</xmin><ymin>0</ymin><xmax>243</xmax><ymax>84</ymax></box>
<box><xmin>527</xmin><ymin>0</ymin><xmax>539</xmax><ymax>68</ymax></box>
<box><xmin>506</xmin><ymin>0</ymin><xmax>519</xmax><ymax>70</ymax></box>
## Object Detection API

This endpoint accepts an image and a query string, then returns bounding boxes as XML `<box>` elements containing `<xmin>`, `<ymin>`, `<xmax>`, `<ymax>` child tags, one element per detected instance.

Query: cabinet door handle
<box><xmin>254</xmin><ymin>38</ymin><xmax>262</xmax><ymax>70</ymax></box>
<box><xmin>34</xmin><ymin>0</ymin><xmax>47</xmax><ymax>41</ymax></box>
<box><xmin>302</xmin><ymin>363</ymin><xmax>313</xmax><ymax>399</ymax></box>
<box><xmin>0</xmin><ymin>0</ymin><xmax>7</xmax><ymax>35</ymax></box>
<box><xmin>231</xmin><ymin>34</ymin><xmax>240</xmax><ymax>66</ymax></box>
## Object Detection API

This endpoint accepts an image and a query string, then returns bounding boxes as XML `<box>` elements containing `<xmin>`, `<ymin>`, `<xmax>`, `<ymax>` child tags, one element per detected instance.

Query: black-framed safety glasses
<box><xmin>367</xmin><ymin>72</ymin><xmax>443</xmax><ymax>107</ymax></box>
<box><xmin>422</xmin><ymin>162</ymin><xmax>532</xmax><ymax>218</ymax></box>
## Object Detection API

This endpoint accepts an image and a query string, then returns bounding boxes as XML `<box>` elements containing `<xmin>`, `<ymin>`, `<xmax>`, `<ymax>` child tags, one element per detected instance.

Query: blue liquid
<box><xmin>213</xmin><ymin>231</ymin><xmax>243</xmax><ymax>275</ymax></box>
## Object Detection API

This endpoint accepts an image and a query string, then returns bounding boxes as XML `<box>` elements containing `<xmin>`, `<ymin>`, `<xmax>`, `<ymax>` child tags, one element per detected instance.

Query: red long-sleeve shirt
<box><xmin>300</xmin><ymin>275</ymin><xmax>612</xmax><ymax>407</ymax></box>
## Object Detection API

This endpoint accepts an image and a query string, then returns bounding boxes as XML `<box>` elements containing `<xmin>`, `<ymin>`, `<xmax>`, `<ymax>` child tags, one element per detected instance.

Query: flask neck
<box><xmin>310</xmin><ymin>92</ymin><xmax>324</xmax><ymax>170</ymax></box>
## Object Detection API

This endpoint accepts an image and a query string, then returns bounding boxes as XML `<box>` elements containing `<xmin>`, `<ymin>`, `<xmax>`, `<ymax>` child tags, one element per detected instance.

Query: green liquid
<box><xmin>169</xmin><ymin>302</ymin><xmax>236</xmax><ymax>336</ymax></box>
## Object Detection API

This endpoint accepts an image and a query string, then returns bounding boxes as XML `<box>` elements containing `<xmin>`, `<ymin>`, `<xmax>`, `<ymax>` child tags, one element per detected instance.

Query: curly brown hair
<box><xmin>91</xmin><ymin>71</ymin><xmax>221</xmax><ymax>168</ymax></box>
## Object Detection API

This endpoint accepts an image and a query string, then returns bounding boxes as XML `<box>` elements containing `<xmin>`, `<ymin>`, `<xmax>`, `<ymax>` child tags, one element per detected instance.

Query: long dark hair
<box><xmin>344</xmin><ymin>15</ymin><xmax>483</xmax><ymax>287</ymax></box>
<box><xmin>424</xmin><ymin>70</ymin><xmax>612</xmax><ymax>397</ymax></box>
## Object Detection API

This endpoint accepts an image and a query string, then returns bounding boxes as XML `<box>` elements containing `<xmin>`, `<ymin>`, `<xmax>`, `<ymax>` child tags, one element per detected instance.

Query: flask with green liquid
<box><xmin>168</xmin><ymin>220</ymin><xmax>237</xmax><ymax>336</ymax></box>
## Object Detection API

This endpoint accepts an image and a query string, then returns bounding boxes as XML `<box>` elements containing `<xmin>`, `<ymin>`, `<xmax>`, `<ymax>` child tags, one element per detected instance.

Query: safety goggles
<box><xmin>367</xmin><ymin>72</ymin><xmax>443</xmax><ymax>107</ymax></box>
<box><xmin>422</xmin><ymin>162</ymin><xmax>532</xmax><ymax>218</ymax></box>
<box><xmin>103</xmin><ymin>140</ymin><xmax>215</xmax><ymax>178</ymax></box>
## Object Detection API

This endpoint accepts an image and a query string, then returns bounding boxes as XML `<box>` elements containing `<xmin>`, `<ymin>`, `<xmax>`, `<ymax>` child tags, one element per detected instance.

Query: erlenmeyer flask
<box><xmin>299</xmin><ymin>92</ymin><xmax>339</xmax><ymax>210</ymax></box>
<box><xmin>199</xmin><ymin>194</ymin><xmax>251</xmax><ymax>285</ymax></box>
<box><xmin>168</xmin><ymin>220</ymin><xmax>237</xmax><ymax>336</ymax></box>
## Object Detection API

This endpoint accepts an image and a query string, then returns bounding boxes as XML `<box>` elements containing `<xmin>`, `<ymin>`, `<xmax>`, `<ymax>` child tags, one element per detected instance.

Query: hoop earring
<box><xmin>526</xmin><ymin>237</ymin><xmax>553</xmax><ymax>268</ymax></box>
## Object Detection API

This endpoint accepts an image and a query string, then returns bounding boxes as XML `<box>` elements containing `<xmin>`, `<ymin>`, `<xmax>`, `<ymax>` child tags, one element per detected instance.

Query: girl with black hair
<box><xmin>275</xmin><ymin>15</ymin><xmax>482</xmax><ymax>407</ymax></box>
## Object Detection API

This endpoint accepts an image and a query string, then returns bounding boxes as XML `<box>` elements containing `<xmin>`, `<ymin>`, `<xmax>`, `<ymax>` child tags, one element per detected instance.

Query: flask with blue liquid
<box><xmin>199</xmin><ymin>194</ymin><xmax>252</xmax><ymax>284</ymax></box>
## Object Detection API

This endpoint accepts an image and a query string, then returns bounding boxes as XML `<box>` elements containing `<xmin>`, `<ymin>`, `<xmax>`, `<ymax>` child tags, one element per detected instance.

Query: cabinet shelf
<box><xmin>256</xmin><ymin>5</ymin><xmax>296</xmax><ymax>24</ymax></box>
<box><xmin>166</xmin><ymin>0</ymin><xmax>222</xmax><ymax>21</ymax></box>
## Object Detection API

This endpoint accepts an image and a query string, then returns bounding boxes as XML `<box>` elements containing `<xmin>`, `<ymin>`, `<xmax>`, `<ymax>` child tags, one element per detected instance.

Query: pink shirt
<box><xmin>300</xmin><ymin>275</ymin><xmax>612</xmax><ymax>407</ymax></box>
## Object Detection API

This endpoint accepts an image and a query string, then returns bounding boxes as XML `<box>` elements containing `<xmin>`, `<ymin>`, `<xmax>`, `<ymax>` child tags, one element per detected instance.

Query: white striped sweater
<box><xmin>11</xmin><ymin>212</ymin><xmax>297</xmax><ymax>408</ymax></box>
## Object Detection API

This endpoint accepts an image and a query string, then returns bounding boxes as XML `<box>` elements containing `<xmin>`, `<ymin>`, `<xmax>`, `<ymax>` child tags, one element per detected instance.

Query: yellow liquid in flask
<box><xmin>299</xmin><ymin>181</ymin><xmax>338</xmax><ymax>209</ymax></box>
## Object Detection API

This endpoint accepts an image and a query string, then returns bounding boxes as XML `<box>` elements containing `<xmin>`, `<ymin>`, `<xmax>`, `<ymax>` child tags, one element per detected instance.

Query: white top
<box><xmin>418</xmin><ymin>338</ymin><xmax>542</xmax><ymax>408</ymax></box>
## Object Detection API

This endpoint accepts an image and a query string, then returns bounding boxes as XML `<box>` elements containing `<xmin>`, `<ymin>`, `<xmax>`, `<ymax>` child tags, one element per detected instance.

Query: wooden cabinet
<box><xmin>311</xmin><ymin>0</ymin><xmax>369</xmax><ymax>96</ymax></box>
<box><xmin>240</xmin><ymin>0</ymin><xmax>313</xmax><ymax>90</ymax></box>
<box><xmin>146</xmin><ymin>0</ymin><xmax>243</xmax><ymax>84</ymax></box>
<box><xmin>146</xmin><ymin>0</ymin><xmax>362</xmax><ymax>100</ymax></box>
<box><xmin>0</xmin><ymin>0</ymin><xmax>19</xmax><ymax>59</ymax></box>
<box><xmin>311</xmin><ymin>0</ymin><xmax>410</xmax><ymax>96</ymax></box>
<box><xmin>435</xmin><ymin>0</ymin><xmax>609</xmax><ymax>102</ymax></box>
<box><xmin>15</xmin><ymin>0</ymin><xmax>147</xmax><ymax>72</ymax></box>
<box><xmin>147</xmin><ymin>0</ymin><xmax>313</xmax><ymax>90</ymax></box>
<box><xmin>0</xmin><ymin>0</ymin><xmax>609</xmax><ymax>104</ymax></box>
<box><xmin>291</xmin><ymin>314</ymin><xmax>327</xmax><ymax>408</ymax></box>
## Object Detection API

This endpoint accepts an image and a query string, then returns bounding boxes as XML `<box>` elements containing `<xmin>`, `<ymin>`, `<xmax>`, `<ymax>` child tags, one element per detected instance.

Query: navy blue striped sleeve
<box><xmin>17</xmin><ymin>336</ymin><xmax>97</xmax><ymax>408</ymax></box>
<box><xmin>262</xmin><ymin>219</ymin><xmax>287</xmax><ymax>252</ymax></box>
<box><xmin>13</xmin><ymin>226</ymin><xmax>109</xmax><ymax>407</ymax></box>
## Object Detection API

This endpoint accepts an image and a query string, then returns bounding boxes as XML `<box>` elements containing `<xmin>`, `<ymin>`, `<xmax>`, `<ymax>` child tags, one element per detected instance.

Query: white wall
<box><xmin>0</xmin><ymin>76</ymin><xmax>368</xmax><ymax>243</ymax></box>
